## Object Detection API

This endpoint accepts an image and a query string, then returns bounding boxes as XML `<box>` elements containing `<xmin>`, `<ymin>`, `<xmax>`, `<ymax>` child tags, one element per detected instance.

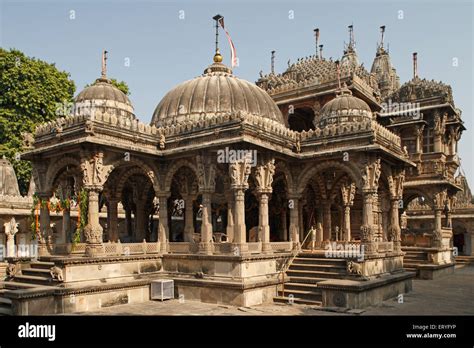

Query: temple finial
<box><xmin>348</xmin><ymin>24</ymin><xmax>355</xmax><ymax>50</ymax></box>
<box><xmin>379</xmin><ymin>25</ymin><xmax>386</xmax><ymax>49</ymax></box>
<box><xmin>101</xmin><ymin>50</ymin><xmax>108</xmax><ymax>79</ymax></box>
<box><xmin>314</xmin><ymin>28</ymin><xmax>320</xmax><ymax>58</ymax></box>
<box><xmin>212</xmin><ymin>14</ymin><xmax>223</xmax><ymax>63</ymax></box>
<box><xmin>319</xmin><ymin>44</ymin><xmax>324</xmax><ymax>59</ymax></box>
<box><xmin>413</xmin><ymin>52</ymin><xmax>418</xmax><ymax>79</ymax></box>
<box><xmin>271</xmin><ymin>50</ymin><xmax>275</xmax><ymax>74</ymax></box>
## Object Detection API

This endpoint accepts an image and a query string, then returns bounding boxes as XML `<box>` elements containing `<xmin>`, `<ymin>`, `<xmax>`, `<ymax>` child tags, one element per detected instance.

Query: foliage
<box><xmin>74</xmin><ymin>188</ymin><xmax>89</xmax><ymax>245</ymax></box>
<box><xmin>85</xmin><ymin>78</ymin><xmax>130</xmax><ymax>96</ymax></box>
<box><xmin>0</xmin><ymin>48</ymin><xmax>75</xmax><ymax>194</ymax></box>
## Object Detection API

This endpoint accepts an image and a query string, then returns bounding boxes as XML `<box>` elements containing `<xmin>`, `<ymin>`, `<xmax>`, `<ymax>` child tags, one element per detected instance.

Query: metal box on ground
<box><xmin>151</xmin><ymin>279</ymin><xmax>174</xmax><ymax>301</ymax></box>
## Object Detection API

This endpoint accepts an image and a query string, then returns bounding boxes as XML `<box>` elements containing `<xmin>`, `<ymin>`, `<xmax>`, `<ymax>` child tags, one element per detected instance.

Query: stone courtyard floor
<box><xmin>82</xmin><ymin>265</ymin><xmax>474</xmax><ymax>316</ymax></box>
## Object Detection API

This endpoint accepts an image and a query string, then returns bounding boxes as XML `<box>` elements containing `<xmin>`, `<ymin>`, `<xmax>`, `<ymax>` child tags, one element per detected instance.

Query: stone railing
<box><xmin>270</xmin><ymin>241</ymin><xmax>293</xmax><ymax>252</ymax></box>
<box><xmin>300</xmin><ymin>119</ymin><xmax>401</xmax><ymax>148</ymax></box>
<box><xmin>247</xmin><ymin>242</ymin><xmax>262</xmax><ymax>254</ymax></box>
<box><xmin>376</xmin><ymin>241</ymin><xmax>394</xmax><ymax>253</ymax></box>
<box><xmin>160</xmin><ymin>110</ymin><xmax>298</xmax><ymax>142</ymax></box>
<box><xmin>168</xmin><ymin>242</ymin><xmax>192</xmax><ymax>254</ymax></box>
<box><xmin>35</xmin><ymin>112</ymin><xmax>161</xmax><ymax>138</ymax></box>
<box><xmin>50</xmin><ymin>241</ymin><xmax>161</xmax><ymax>256</ymax></box>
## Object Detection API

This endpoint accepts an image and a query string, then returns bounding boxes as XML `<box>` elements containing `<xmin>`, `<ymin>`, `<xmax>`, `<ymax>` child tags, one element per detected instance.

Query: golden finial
<box><xmin>213</xmin><ymin>14</ymin><xmax>223</xmax><ymax>63</ymax></box>
<box><xmin>213</xmin><ymin>49</ymin><xmax>223</xmax><ymax>63</ymax></box>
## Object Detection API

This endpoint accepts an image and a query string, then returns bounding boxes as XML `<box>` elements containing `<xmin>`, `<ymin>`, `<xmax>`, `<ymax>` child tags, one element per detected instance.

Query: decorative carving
<box><xmin>80</xmin><ymin>152</ymin><xmax>111</xmax><ymax>188</ymax></box>
<box><xmin>433</xmin><ymin>189</ymin><xmax>448</xmax><ymax>210</ymax></box>
<box><xmin>433</xmin><ymin>112</ymin><xmax>447</xmax><ymax>136</ymax></box>
<box><xmin>340</xmin><ymin>181</ymin><xmax>356</xmax><ymax>206</ymax></box>
<box><xmin>4</xmin><ymin>217</ymin><xmax>19</xmax><ymax>238</ymax></box>
<box><xmin>196</xmin><ymin>155</ymin><xmax>216</xmax><ymax>192</ymax></box>
<box><xmin>362</xmin><ymin>157</ymin><xmax>381</xmax><ymax>191</ymax></box>
<box><xmin>6</xmin><ymin>263</ymin><xmax>18</xmax><ymax>277</ymax></box>
<box><xmin>346</xmin><ymin>261</ymin><xmax>363</xmax><ymax>275</ymax></box>
<box><xmin>159</xmin><ymin>129</ymin><xmax>166</xmax><ymax>149</ymax></box>
<box><xmin>388</xmin><ymin>169</ymin><xmax>405</xmax><ymax>199</ymax></box>
<box><xmin>50</xmin><ymin>266</ymin><xmax>64</xmax><ymax>282</ymax></box>
<box><xmin>229</xmin><ymin>157</ymin><xmax>252</xmax><ymax>189</ymax></box>
<box><xmin>255</xmin><ymin>159</ymin><xmax>275</xmax><ymax>192</ymax></box>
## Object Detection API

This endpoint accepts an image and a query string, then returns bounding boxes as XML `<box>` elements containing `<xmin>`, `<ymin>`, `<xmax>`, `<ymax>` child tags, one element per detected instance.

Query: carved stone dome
<box><xmin>316</xmin><ymin>85</ymin><xmax>372</xmax><ymax>128</ymax></box>
<box><xmin>151</xmin><ymin>62</ymin><xmax>284</xmax><ymax>127</ymax></box>
<box><xmin>0</xmin><ymin>156</ymin><xmax>20</xmax><ymax>196</ymax></box>
<box><xmin>74</xmin><ymin>77</ymin><xmax>135</xmax><ymax>119</ymax></box>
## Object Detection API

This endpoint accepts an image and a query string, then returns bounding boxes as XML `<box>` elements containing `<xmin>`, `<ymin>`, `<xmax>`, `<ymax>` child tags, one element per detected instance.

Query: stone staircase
<box><xmin>402</xmin><ymin>249</ymin><xmax>429</xmax><ymax>275</ymax></box>
<box><xmin>455</xmin><ymin>255</ymin><xmax>474</xmax><ymax>265</ymax></box>
<box><xmin>0</xmin><ymin>261</ymin><xmax>58</xmax><ymax>315</ymax></box>
<box><xmin>274</xmin><ymin>252</ymin><xmax>348</xmax><ymax>306</ymax></box>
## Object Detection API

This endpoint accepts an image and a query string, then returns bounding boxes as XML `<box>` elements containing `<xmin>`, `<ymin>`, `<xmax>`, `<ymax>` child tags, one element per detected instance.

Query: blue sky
<box><xmin>1</xmin><ymin>0</ymin><xmax>473</xmax><ymax>183</ymax></box>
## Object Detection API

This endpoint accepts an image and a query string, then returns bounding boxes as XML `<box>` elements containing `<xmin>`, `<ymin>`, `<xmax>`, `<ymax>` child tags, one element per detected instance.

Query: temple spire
<box><xmin>348</xmin><ymin>24</ymin><xmax>355</xmax><ymax>50</ymax></box>
<box><xmin>314</xmin><ymin>28</ymin><xmax>320</xmax><ymax>58</ymax></box>
<box><xmin>319</xmin><ymin>44</ymin><xmax>324</xmax><ymax>59</ymax></box>
<box><xmin>212</xmin><ymin>14</ymin><xmax>223</xmax><ymax>63</ymax></box>
<box><xmin>413</xmin><ymin>52</ymin><xmax>418</xmax><ymax>79</ymax></box>
<box><xmin>379</xmin><ymin>25</ymin><xmax>386</xmax><ymax>49</ymax></box>
<box><xmin>271</xmin><ymin>50</ymin><xmax>275</xmax><ymax>74</ymax></box>
<box><xmin>101</xmin><ymin>50</ymin><xmax>108</xmax><ymax>79</ymax></box>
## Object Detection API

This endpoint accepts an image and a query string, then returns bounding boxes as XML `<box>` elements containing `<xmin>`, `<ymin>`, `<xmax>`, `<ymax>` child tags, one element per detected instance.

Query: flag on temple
<box><xmin>218</xmin><ymin>17</ymin><xmax>237</xmax><ymax>68</ymax></box>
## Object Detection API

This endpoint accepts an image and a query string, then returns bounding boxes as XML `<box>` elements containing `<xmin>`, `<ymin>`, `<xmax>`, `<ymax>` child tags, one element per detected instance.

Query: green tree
<box><xmin>85</xmin><ymin>78</ymin><xmax>131</xmax><ymax>96</ymax></box>
<box><xmin>0</xmin><ymin>48</ymin><xmax>75</xmax><ymax>194</ymax></box>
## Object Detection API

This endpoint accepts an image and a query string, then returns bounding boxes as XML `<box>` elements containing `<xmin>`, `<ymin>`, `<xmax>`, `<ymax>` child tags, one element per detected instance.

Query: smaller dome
<box><xmin>74</xmin><ymin>77</ymin><xmax>135</xmax><ymax>119</ymax></box>
<box><xmin>317</xmin><ymin>85</ymin><xmax>372</xmax><ymax>128</ymax></box>
<box><xmin>0</xmin><ymin>156</ymin><xmax>20</xmax><ymax>196</ymax></box>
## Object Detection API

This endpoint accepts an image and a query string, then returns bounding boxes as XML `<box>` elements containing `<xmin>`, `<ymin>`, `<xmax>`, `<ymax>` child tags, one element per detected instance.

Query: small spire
<box><xmin>212</xmin><ymin>14</ymin><xmax>223</xmax><ymax>63</ymax></box>
<box><xmin>348</xmin><ymin>24</ymin><xmax>355</xmax><ymax>50</ymax></box>
<box><xmin>314</xmin><ymin>28</ymin><xmax>320</xmax><ymax>58</ymax></box>
<box><xmin>271</xmin><ymin>50</ymin><xmax>275</xmax><ymax>74</ymax></box>
<box><xmin>101</xmin><ymin>50</ymin><xmax>108</xmax><ymax>79</ymax></box>
<box><xmin>379</xmin><ymin>25</ymin><xmax>386</xmax><ymax>49</ymax></box>
<box><xmin>319</xmin><ymin>44</ymin><xmax>324</xmax><ymax>59</ymax></box>
<box><xmin>335</xmin><ymin>59</ymin><xmax>341</xmax><ymax>89</ymax></box>
<box><xmin>413</xmin><ymin>52</ymin><xmax>418</xmax><ymax>79</ymax></box>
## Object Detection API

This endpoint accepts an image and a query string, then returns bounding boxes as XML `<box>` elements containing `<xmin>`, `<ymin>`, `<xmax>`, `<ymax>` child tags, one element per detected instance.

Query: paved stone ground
<box><xmin>83</xmin><ymin>265</ymin><xmax>474</xmax><ymax>316</ymax></box>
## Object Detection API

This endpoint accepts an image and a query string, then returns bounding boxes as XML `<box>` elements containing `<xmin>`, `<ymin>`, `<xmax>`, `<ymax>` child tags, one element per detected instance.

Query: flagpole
<box><xmin>212</xmin><ymin>14</ymin><xmax>223</xmax><ymax>54</ymax></box>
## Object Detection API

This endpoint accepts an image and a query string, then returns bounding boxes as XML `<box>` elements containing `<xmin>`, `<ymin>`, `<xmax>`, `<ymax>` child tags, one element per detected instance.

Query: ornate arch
<box><xmin>403</xmin><ymin>188</ymin><xmax>434</xmax><ymax>207</ymax></box>
<box><xmin>163</xmin><ymin>159</ymin><xmax>199</xmax><ymax>192</ymax></box>
<box><xmin>274</xmin><ymin>161</ymin><xmax>294</xmax><ymax>194</ymax></box>
<box><xmin>104</xmin><ymin>157</ymin><xmax>160</xmax><ymax>192</ymax></box>
<box><xmin>297</xmin><ymin>160</ymin><xmax>363</xmax><ymax>195</ymax></box>
<box><xmin>113</xmin><ymin>167</ymin><xmax>156</xmax><ymax>199</ymax></box>
<box><xmin>45</xmin><ymin>155</ymin><xmax>82</xmax><ymax>193</ymax></box>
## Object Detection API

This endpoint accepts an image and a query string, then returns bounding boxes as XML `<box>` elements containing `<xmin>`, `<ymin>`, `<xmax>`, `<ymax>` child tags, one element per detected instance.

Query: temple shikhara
<box><xmin>0</xmin><ymin>20</ymin><xmax>472</xmax><ymax>315</ymax></box>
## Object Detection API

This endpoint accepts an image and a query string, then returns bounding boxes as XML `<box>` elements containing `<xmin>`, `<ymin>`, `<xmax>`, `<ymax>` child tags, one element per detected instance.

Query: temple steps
<box><xmin>455</xmin><ymin>256</ymin><xmax>474</xmax><ymax>265</ymax></box>
<box><xmin>273</xmin><ymin>296</ymin><xmax>322</xmax><ymax>306</ymax></box>
<box><xmin>30</xmin><ymin>261</ymin><xmax>55</xmax><ymax>270</ymax></box>
<box><xmin>12</xmin><ymin>275</ymin><xmax>57</xmax><ymax>286</ymax></box>
<box><xmin>286</xmin><ymin>269</ymin><xmax>347</xmax><ymax>279</ymax></box>
<box><xmin>274</xmin><ymin>252</ymin><xmax>348</xmax><ymax>305</ymax></box>
<box><xmin>22</xmin><ymin>268</ymin><xmax>52</xmax><ymax>277</ymax></box>
<box><xmin>0</xmin><ymin>289</ymin><xmax>13</xmax><ymax>315</ymax></box>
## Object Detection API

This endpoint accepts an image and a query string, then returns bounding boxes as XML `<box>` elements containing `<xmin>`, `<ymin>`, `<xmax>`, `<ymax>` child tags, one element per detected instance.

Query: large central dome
<box><xmin>151</xmin><ymin>61</ymin><xmax>284</xmax><ymax>127</ymax></box>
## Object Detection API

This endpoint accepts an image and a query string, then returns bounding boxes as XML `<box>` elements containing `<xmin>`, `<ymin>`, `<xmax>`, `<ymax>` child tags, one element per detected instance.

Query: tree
<box><xmin>0</xmin><ymin>48</ymin><xmax>76</xmax><ymax>194</ymax></box>
<box><xmin>84</xmin><ymin>78</ymin><xmax>131</xmax><ymax>96</ymax></box>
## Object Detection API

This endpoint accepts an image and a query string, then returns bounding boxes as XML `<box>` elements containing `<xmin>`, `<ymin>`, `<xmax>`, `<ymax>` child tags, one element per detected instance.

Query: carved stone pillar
<box><xmin>416</xmin><ymin>125</ymin><xmax>424</xmax><ymax>154</ymax></box>
<box><xmin>84</xmin><ymin>188</ymin><xmax>104</xmax><ymax>257</ymax></box>
<box><xmin>255</xmin><ymin>159</ymin><xmax>275</xmax><ymax>254</ymax></box>
<box><xmin>361</xmin><ymin>190</ymin><xmax>377</xmax><ymax>255</ymax></box>
<box><xmin>196</xmin><ymin>154</ymin><xmax>216</xmax><ymax>254</ymax></box>
<box><xmin>107</xmin><ymin>198</ymin><xmax>119</xmax><ymax>242</ymax></box>
<box><xmin>433</xmin><ymin>189</ymin><xmax>447</xmax><ymax>249</ymax></box>
<box><xmin>38</xmin><ymin>192</ymin><xmax>51</xmax><ymax>256</ymax></box>
<box><xmin>288</xmin><ymin>194</ymin><xmax>300</xmax><ymax>246</ymax></box>
<box><xmin>433</xmin><ymin>113</ymin><xmax>446</xmax><ymax>153</ymax></box>
<box><xmin>322</xmin><ymin>201</ymin><xmax>332</xmax><ymax>241</ymax></box>
<box><xmin>257</xmin><ymin>193</ymin><xmax>272</xmax><ymax>253</ymax></box>
<box><xmin>360</xmin><ymin>157</ymin><xmax>382</xmax><ymax>255</ymax></box>
<box><xmin>135</xmin><ymin>199</ymin><xmax>146</xmax><ymax>242</ymax></box>
<box><xmin>59</xmin><ymin>180</ymin><xmax>72</xmax><ymax>244</ymax></box>
<box><xmin>199</xmin><ymin>192</ymin><xmax>213</xmax><ymax>255</ymax></box>
<box><xmin>183</xmin><ymin>195</ymin><xmax>195</xmax><ymax>243</ymax></box>
<box><xmin>341</xmin><ymin>181</ymin><xmax>356</xmax><ymax>242</ymax></box>
<box><xmin>156</xmin><ymin>192</ymin><xmax>170</xmax><ymax>253</ymax></box>
<box><xmin>225</xmin><ymin>193</ymin><xmax>234</xmax><ymax>243</ymax></box>
<box><xmin>4</xmin><ymin>217</ymin><xmax>18</xmax><ymax>257</ymax></box>
<box><xmin>389</xmin><ymin>198</ymin><xmax>402</xmax><ymax>252</ymax></box>
<box><xmin>229</xmin><ymin>159</ymin><xmax>251</xmax><ymax>255</ymax></box>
